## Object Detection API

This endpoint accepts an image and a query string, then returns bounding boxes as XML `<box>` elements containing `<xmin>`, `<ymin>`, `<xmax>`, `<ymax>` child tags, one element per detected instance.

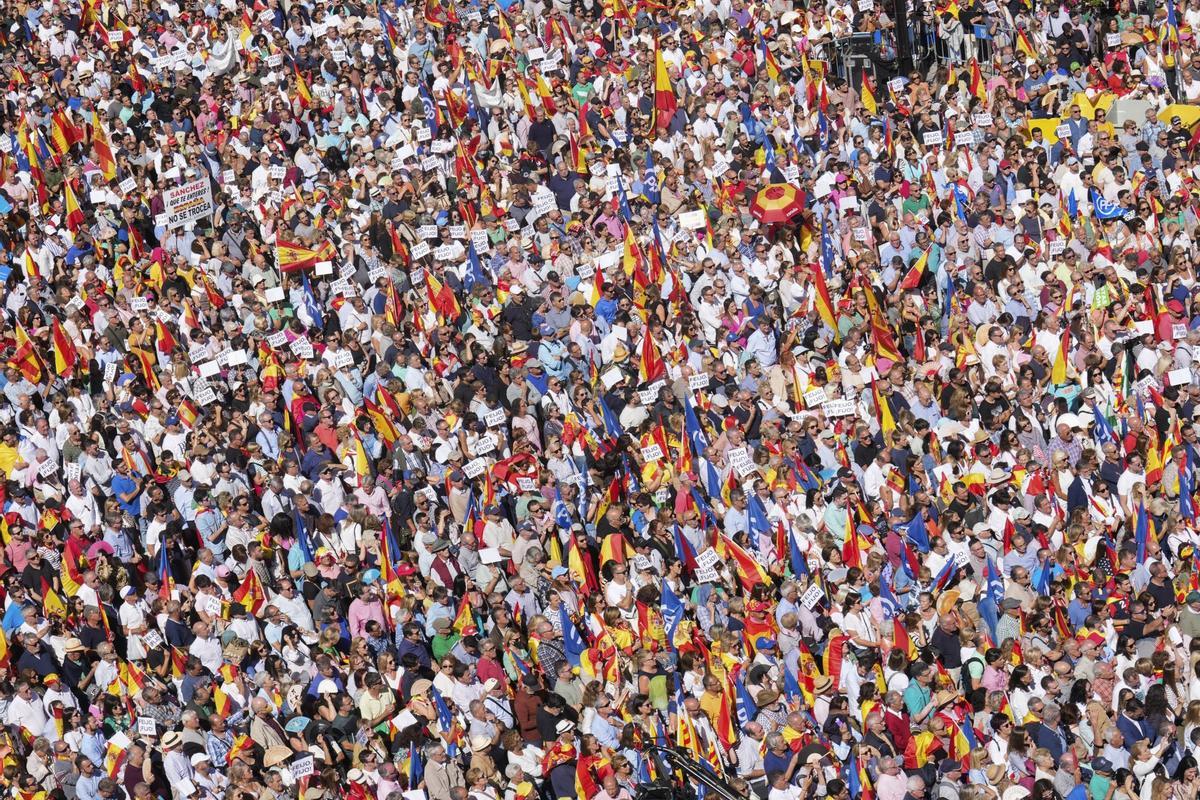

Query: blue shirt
<box><xmin>76</xmin><ymin>773</ymin><xmax>103</xmax><ymax>800</ymax></box>
<box><xmin>903</xmin><ymin>681</ymin><xmax>932</xmax><ymax>717</ymax></box>
<box><xmin>110</xmin><ymin>473</ymin><xmax>141</xmax><ymax>517</ymax></box>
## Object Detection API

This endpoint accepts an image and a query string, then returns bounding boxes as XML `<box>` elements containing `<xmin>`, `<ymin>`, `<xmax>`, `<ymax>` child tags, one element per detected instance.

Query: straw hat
<box><xmin>936</xmin><ymin>589</ymin><xmax>961</xmax><ymax>616</ymax></box>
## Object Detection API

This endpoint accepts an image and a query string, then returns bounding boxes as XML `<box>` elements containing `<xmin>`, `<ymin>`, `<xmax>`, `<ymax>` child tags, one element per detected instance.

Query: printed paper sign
<box><xmin>601</xmin><ymin>368</ymin><xmax>624</xmax><ymax>389</ymax></box>
<box><xmin>64</xmin><ymin>462</ymin><xmax>82</xmax><ymax>482</ymax></box>
<box><xmin>954</xmin><ymin>132</ymin><xmax>976</xmax><ymax>148</ymax></box>
<box><xmin>695</xmin><ymin>548</ymin><xmax>721</xmax><ymax>569</ymax></box>
<box><xmin>418</xmin><ymin>225</ymin><xmax>438</xmax><ymax>240</ymax></box>
<box><xmin>485</xmin><ymin>408</ymin><xmax>506</xmax><ymax>427</ymax></box>
<box><xmin>142</xmin><ymin>630</ymin><xmax>164</xmax><ymax>650</ymax></box>
<box><xmin>804</xmin><ymin>388</ymin><xmax>828</xmax><ymax>407</ymax></box>
<box><xmin>1169</xmin><ymin>367</ymin><xmax>1192</xmax><ymax>386</ymax></box>
<box><xmin>679</xmin><ymin>210</ymin><xmax>706</xmax><ymax>229</ymax></box>
<box><xmin>264</xmin><ymin>286</ymin><xmax>285</xmax><ymax>303</ymax></box>
<box><xmin>162</xmin><ymin>178</ymin><xmax>214</xmax><ymax>230</ymax></box>
<box><xmin>196</xmin><ymin>386</ymin><xmax>217</xmax><ymax>404</ymax></box>
<box><xmin>822</xmin><ymin>399</ymin><xmax>855</xmax><ymax>417</ymax></box>
<box><xmin>104</xmin><ymin>362</ymin><xmax>117</xmax><ymax>383</ymax></box>
<box><xmin>449</xmin><ymin>224</ymin><xmax>466</xmax><ymax>239</ymax></box>
<box><xmin>267</xmin><ymin>331</ymin><xmax>288</xmax><ymax>348</ymax></box>
<box><xmin>1055</xmin><ymin>125</ymin><xmax>1072</xmax><ymax>140</ymax></box>
<box><xmin>516</xmin><ymin>477</ymin><xmax>537</xmax><ymax>492</ymax></box>
<box><xmin>801</xmin><ymin>584</ymin><xmax>823</xmax><ymax>609</ymax></box>
<box><xmin>200</xmin><ymin>593</ymin><xmax>223</xmax><ymax>617</ymax></box>
<box><xmin>922</xmin><ymin>131</ymin><xmax>944</xmax><ymax>146</ymax></box>
<box><xmin>1173</xmin><ymin>323</ymin><xmax>1187</xmax><ymax>340</ymax></box>
<box><xmin>36</xmin><ymin>459</ymin><xmax>56</xmax><ymax>478</ymax></box>
<box><xmin>472</xmin><ymin>434</ymin><xmax>497</xmax><ymax>455</ymax></box>
<box><xmin>119</xmin><ymin>177</ymin><xmax>137</xmax><ymax>195</ymax></box>
<box><xmin>653</xmin><ymin>487</ymin><xmax>670</xmax><ymax>504</ymax></box>
<box><xmin>695</xmin><ymin>566</ymin><xmax>719</xmax><ymax>582</ymax></box>
<box><xmin>130</xmin><ymin>296</ymin><xmax>149</xmax><ymax>312</ymax></box>
<box><xmin>138</xmin><ymin>717</ymin><xmax>157</xmax><ymax>736</ymax></box>
<box><xmin>640</xmin><ymin>444</ymin><xmax>664</xmax><ymax>462</ymax></box>
<box><xmin>1106</xmin><ymin>33</ymin><xmax>1122</xmax><ymax>47</ymax></box>
<box><xmin>637</xmin><ymin>389</ymin><xmax>658</xmax><ymax>405</ymax></box>
<box><xmin>688</xmin><ymin>373</ymin><xmax>710</xmax><ymax>390</ymax></box>
<box><xmin>333</xmin><ymin>350</ymin><xmax>354</xmax><ymax>369</ymax></box>
<box><xmin>410</xmin><ymin>242</ymin><xmax>431</xmax><ymax>260</ymax></box>
<box><xmin>463</xmin><ymin>457</ymin><xmax>489</xmax><ymax>479</ymax></box>
<box><xmin>973</xmin><ymin>113</ymin><xmax>993</xmax><ymax>127</ymax></box>
<box><xmin>1048</xmin><ymin>240</ymin><xmax>1067</xmax><ymax>255</ymax></box>
<box><xmin>290</xmin><ymin>756</ymin><xmax>315</xmax><ymax>779</ymax></box>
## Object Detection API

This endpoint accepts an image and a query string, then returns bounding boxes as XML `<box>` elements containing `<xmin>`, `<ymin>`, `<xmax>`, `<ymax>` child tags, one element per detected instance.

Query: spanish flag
<box><xmin>1050</xmin><ymin>328</ymin><xmax>1070</xmax><ymax>384</ymax></box>
<box><xmin>213</xmin><ymin>685</ymin><xmax>234</xmax><ymax>717</ymax></box>
<box><xmin>653</xmin><ymin>39</ymin><xmax>677</xmax><ymax>129</ymax></box>
<box><xmin>638</xmin><ymin>331</ymin><xmax>667</xmax><ymax>383</ymax></box>
<box><xmin>860</xmin><ymin>75</ymin><xmax>878</xmax><ymax>115</ymax></box>
<box><xmin>363</xmin><ymin>398</ymin><xmax>400</xmax><ymax>446</ymax></box>
<box><xmin>452</xmin><ymin>595</ymin><xmax>474</xmax><ymax>634</ymax></box>
<box><xmin>717</xmin><ymin>533</ymin><xmax>771</xmax><ymax>589</ymax></box>
<box><xmin>293</xmin><ymin>65</ymin><xmax>312</xmax><ymax>108</ymax></box>
<box><xmin>276</xmin><ymin>238</ymin><xmax>334</xmax><ymax>272</ymax></box>
<box><xmin>177</xmin><ymin>398</ymin><xmax>199</xmax><ymax>429</ymax></box>
<box><xmin>968</xmin><ymin>59</ymin><xmax>987</xmax><ymax>102</ymax></box>
<box><xmin>598</xmin><ymin>533</ymin><xmax>634</xmax><ymax>566</ymax></box>
<box><xmin>91</xmin><ymin>112</ymin><xmax>117</xmax><ymax>181</ymax></box>
<box><xmin>63</xmin><ymin>181</ymin><xmax>85</xmax><ymax>232</ymax></box>
<box><xmin>872</xmin><ymin>380</ymin><xmax>896</xmax><ymax>436</ymax></box>
<box><xmin>899</xmin><ymin>247</ymin><xmax>929</xmax><ymax>290</ymax></box>
<box><xmin>8</xmin><ymin>323</ymin><xmax>44</xmax><ymax>384</ymax></box>
<box><xmin>810</xmin><ymin>263</ymin><xmax>840</xmax><ymax>340</ymax></box>
<box><xmin>51</xmin><ymin>319</ymin><xmax>77</xmax><ymax>377</ymax></box>
<box><xmin>154</xmin><ymin>320</ymin><xmax>177</xmax><ymax>354</ymax></box>
<box><xmin>1016</xmin><ymin>29</ymin><xmax>1036</xmax><ymax>60</ymax></box>
<box><xmin>231</xmin><ymin>569</ymin><xmax>267</xmax><ymax>615</ymax></box>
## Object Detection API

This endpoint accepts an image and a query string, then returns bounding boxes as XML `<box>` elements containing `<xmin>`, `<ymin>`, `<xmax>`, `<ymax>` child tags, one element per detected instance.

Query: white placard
<box><xmin>463</xmin><ymin>458</ymin><xmax>489</xmax><ymax>479</ymax></box>
<box><xmin>449</xmin><ymin>224</ymin><xmax>466</xmax><ymax>239</ymax></box>
<box><xmin>653</xmin><ymin>487</ymin><xmax>670</xmax><ymax>504</ymax></box>
<box><xmin>162</xmin><ymin>178</ymin><xmax>214</xmax><ymax>230</ymax></box>
<box><xmin>130</xmin><ymin>296</ymin><xmax>149</xmax><ymax>312</ymax></box>
<box><xmin>267</xmin><ymin>53</ymin><xmax>283</xmax><ymax>68</ymax></box>
<box><xmin>1048</xmin><ymin>240</ymin><xmax>1067</xmax><ymax>255</ymax></box>
<box><xmin>333</xmin><ymin>350</ymin><xmax>354</xmax><ymax>369</ymax></box>
<box><xmin>637</xmin><ymin>390</ymin><xmax>658</xmax><ymax>405</ymax></box>
<box><xmin>485</xmin><ymin>408</ymin><xmax>506</xmax><ymax>427</ymax></box>
<box><xmin>640</xmin><ymin>444</ymin><xmax>664</xmax><ymax>462</ymax></box>
<box><xmin>922</xmin><ymin>131</ymin><xmax>944</xmax><ymax>146</ymax></box>
<box><xmin>108</xmin><ymin>29</ymin><xmax>124</xmax><ymax>44</ymax></box>
<box><xmin>410</xmin><ymin>241</ymin><xmax>431</xmax><ymax>260</ymax></box>
<box><xmin>888</xmin><ymin>78</ymin><xmax>905</xmax><ymax>95</ymax></box>
<box><xmin>200</xmin><ymin>593</ymin><xmax>223</xmax><ymax>616</ymax></box>
<box><xmin>289</xmin><ymin>337</ymin><xmax>310</xmax><ymax>355</ymax></box>
<box><xmin>688</xmin><ymin>373</ymin><xmax>710</xmax><ymax>390</ymax></box>
<box><xmin>196</xmin><ymin>386</ymin><xmax>217</xmax><ymax>405</ymax></box>
<box><xmin>290</xmin><ymin>755</ymin><xmax>315</xmax><ymax>779</ymax></box>
<box><xmin>1173</xmin><ymin>323</ymin><xmax>1188</xmax><ymax>340</ymax></box>
<box><xmin>804</xmin><ymin>388</ymin><xmax>828</xmax><ymax>406</ymax></box>
<box><xmin>695</xmin><ymin>566</ymin><xmax>719</xmax><ymax>583</ymax></box>
<box><xmin>268</xmin><ymin>165</ymin><xmax>286</xmax><ymax>181</ymax></box>
<box><xmin>516</xmin><ymin>477</ymin><xmax>537</xmax><ymax>492</ymax></box>
<box><xmin>577</xmin><ymin>264</ymin><xmax>595</xmax><ymax>280</ymax></box>
<box><xmin>434</xmin><ymin>245</ymin><xmax>457</xmax><ymax>261</ymax></box>
<box><xmin>104</xmin><ymin>362</ymin><xmax>117</xmax><ymax>383</ymax></box>
<box><xmin>416</xmin><ymin>127</ymin><xmax>432</xmax><ymax>141</ymax></box>
<box><xmin>198</xmin><ymin>361</ymin><xmax>220</xmax><ymax>378</ymax></box>
<box><xmin>119</xmin><ymin>177</ymin><xmax>137</xmax><ymax>195</ymax></box>
<box><xmin>64</xmin><ymin>462</ymin><xmax>81</xmax><ymax>482</ymax></box>
<box><xmin>1055</xmin><ymin>125</ymin><xmax>1072</xmax><ymax>140</ymax></box>
<box><xmin>801</xmin><ymin>584</ymin><xmax>823</xmax><ymax>609</ymax></box>
<box><xmin>421</xmin><ymin>156</ymin><xmax>440</xmax><ymax>172</ymax></box>
<box><xmin>472</xmin><ymin>434</ymin><xmax>497</xmax><ymax>455</ymax></box>
<box><xmin>267</xmin><ymin>331</ymin><xmax>288</xmax><ymax>348</ymax></box>
<box><xmin>1134</xmin><ymin>320</ymin><xmax>1156</xmax><ymax>336</ymax></box>
<box><xmin>601</xmin><ymin>368</ymin><xmax>624</xmax><ymax>389</ymax></box>
<box><xmin>479</xmin><ymin>548</ymin><xmax>504</xmax><ymax>565</ymax></box>
<box><xmin>1169</xmin><ymin>367</ymin><xmax>1192</xmax><ymax>386</ymax></box>
<box><xmin>265</xmin><ymin>286</ymin><xmax>285</xmax><ymax>303</ymax></box>
<box><xmin>138</xmin><ymin>716</ymin><xmax>156</xmax><ymax>735</ymax></box>
<box><xmin>822</xmin><ymin>399</ymin><xmax>856</xmax><ymax>417</ymax></box>
<box><xmin>36</xmin><ymin>459</ymin><xmax>56</xmax><ymax>478</ymax></box>
<box><xmin>679</xmin><ymin>210</ymin><xmax>706</xmax><ymax>229</ymax></box>
<box><xmin>954</xmin><ymin>132</ymin><xmax>976</xmax><ymax>148</ymax></box>
<box><xmin>418</xmin><ymin>225</ymin><xmax>438</xmax><ymax>240</ymax></box>
<box><xmin>154</xmin><ymin>213</ymin><xmax>169</xmax><ymax>227</ymax></box>
<box><xmin>142</xmin><ymin>629</ymin><xmax>163</xmax><ymax>650</ymax></box>
<box><xmin>1106</xmin><ymin>33</ymin><xmax>1122</xmax><ymax>47</ymax></box>
<box><xmin>853</xmin><ymin>227</ymin><xmax>869</xmax><ymax>242</ymax></box>
<box><xmin>695</xmin><ymin>548</ymin><xmax>721</xmax><ymax>569</ymax></box>
<box><xmin>973</xmin><ymin>113</ymin><xmax>993</xmax><ymax>127</ymax></box>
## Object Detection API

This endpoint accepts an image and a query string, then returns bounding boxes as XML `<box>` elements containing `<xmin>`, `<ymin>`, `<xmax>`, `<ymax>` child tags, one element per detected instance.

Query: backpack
<box><xmin>961</xmin><ymin>655</ymin><xmax>986</xmax><ymax>711</ymax></box>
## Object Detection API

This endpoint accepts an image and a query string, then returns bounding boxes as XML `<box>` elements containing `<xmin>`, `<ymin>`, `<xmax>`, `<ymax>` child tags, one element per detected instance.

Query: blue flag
<box><xmin>599</xmin><ymin>395</ymin><xmax>624</xmax><ymax>438</ymax></box>
<box><xmin>1091</xmin><ymin>403</ymin><xmax>1116</xmax><ymax>447</ymax></box>
<box><xmin>905</xmin><ymin>511</ymin><xmax>930</xmax><ymax>552</ymax></box>
<box><xmin>302</xmin><ymin>272</ymin><xmax>323</xmax><ymax>329</ymax></box>
<box><xmin>683</xmin><ymin>395</ymin><xmax>709</xmax><ymax>456</ymax></box>
<box><xmin>293</xmin><ymin>506</ymin><xmax>314</xmax><ymax>566</ymax></box>
<box><xmin>464</xmin><ymin>242</ymin><xmax>489</xmax><ymax>291</ymax></box>
<box><xmin>733</xmin><ymin>673</ymin><xmax>757</xmax><ymax>728</ymax></box>
<box><xmin>1090</xmin><ymin>189</ymin><xmax>1127</xmax><ymax>221</ymax></box>
<box><xmin>1136</xmin><ymin>501</ymin><xmax>1151</xmax><ymax>563</ymax></box>
<box><xmin>878</xmin><ymin>574</ymin><xmax>901</xmax><ymax>619</ymax></box>
<box><xmin>643</xmin><ymin>148</ymin><xmax>660</xmax><ymax>205</ymax></box>
<box><xmin>661</xmin><ymin>579</ymin><xmax>685</xmax><ymax>646</ymax></box>
<box><xmin>746</xmin><ymin>494</ymin><xmax>772</xmax><ymax>536</ymax></box>
<box><xmin>560</xmin><ymin>605</ymin><xmax>587</xmax><ymax>666</ymax></box>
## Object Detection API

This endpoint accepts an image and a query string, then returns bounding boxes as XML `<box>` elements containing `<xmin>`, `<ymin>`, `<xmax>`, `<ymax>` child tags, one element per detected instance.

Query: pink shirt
<box><xmin>347</xmin><ymin>597</ymin><xmax>387</xmax><ymax>638</ymax></box>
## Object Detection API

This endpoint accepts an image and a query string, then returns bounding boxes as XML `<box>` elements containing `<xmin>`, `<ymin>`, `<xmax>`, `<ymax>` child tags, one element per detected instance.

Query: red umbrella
<box><xmin>750</xmin><ymin>184</ymin><xmax>806</xmax><ymax>223</ymax></box>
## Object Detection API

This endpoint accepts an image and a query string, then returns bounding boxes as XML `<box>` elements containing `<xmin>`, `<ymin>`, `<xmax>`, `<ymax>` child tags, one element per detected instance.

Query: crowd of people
<box><xmin>1</xmin><ymin>0</ymin><xmax>1200</xmax><ymax>798</ymax></box>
